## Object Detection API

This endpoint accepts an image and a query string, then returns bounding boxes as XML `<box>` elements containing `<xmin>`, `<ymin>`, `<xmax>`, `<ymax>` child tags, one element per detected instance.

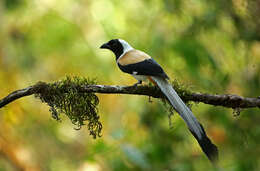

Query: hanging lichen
<box><xmin>232</xmin><ymin>107</ymin><xmax>242</xmax><ymax>117</ymax></box>
<box><xmin>34</xmin><ymin>76</ymin><xmax>102</xmax><ymax>138</ymax></box>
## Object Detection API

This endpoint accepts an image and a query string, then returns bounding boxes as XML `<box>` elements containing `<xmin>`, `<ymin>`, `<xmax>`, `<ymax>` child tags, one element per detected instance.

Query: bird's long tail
<box><xmin>151</xmin><ymin>76</ymin><xmax>218</xmax><ymax>163</ymax></box>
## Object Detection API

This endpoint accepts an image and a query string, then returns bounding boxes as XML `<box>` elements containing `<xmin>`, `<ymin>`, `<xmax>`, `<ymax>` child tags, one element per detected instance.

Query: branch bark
<box><xmin>1</xmin><ymin>82</ymin><xmax>260</xmax><ymax>109</ymax></box>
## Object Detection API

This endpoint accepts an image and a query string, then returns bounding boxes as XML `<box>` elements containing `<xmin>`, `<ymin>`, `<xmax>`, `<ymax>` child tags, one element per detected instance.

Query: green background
<box><xmin>0</xmin><ymin>0</ymin><xmax>260</xmax><ymax>170</ymax></box>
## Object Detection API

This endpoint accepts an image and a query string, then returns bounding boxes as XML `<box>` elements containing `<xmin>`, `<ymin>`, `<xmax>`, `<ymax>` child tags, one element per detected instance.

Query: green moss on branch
<box><xmin>34</xmin><ymin>76</ymin><xmax>102</xmax><ymax>138</ymax></box>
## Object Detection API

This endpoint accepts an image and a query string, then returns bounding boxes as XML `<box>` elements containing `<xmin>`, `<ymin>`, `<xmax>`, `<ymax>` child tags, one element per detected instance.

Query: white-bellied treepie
<box><xmin>100</xmin><ymin>39</ymin><xmax>218</xmax><ymax>163</ymax></box>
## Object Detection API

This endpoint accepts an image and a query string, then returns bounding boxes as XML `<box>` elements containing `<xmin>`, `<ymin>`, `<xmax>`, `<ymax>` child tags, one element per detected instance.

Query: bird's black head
<box><xmin>100</xmin><ymin>39</ymin><xmax>124</xmax><ymax>59</ymax></box>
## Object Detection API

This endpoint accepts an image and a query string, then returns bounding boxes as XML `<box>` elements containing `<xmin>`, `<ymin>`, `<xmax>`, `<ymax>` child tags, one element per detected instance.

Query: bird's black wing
<box><xmin>118</xmin><ymin>58</ymin><xmax>169</xmax><ymax>79</ymax></box>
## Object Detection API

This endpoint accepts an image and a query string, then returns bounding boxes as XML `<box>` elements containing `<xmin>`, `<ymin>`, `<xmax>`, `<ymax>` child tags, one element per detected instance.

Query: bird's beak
<box><xmin>100</xmin><ymin>43</ymin><xmax>110</xmax><ymax>49</ymax></box>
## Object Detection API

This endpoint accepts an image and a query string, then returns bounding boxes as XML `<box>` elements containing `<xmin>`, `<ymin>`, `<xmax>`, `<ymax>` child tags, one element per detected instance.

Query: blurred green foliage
<box><xmin>0</xmin><ymin>0</ymin><xmax>260</xmax><ymax>170</ymax></box>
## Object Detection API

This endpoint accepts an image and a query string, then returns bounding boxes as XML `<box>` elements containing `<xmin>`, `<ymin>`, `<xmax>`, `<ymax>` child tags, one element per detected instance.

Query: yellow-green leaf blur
<box><xmin>0</xmin><ymin>0</ymin><xmax>260</xmax><ymax>170</ymax></box>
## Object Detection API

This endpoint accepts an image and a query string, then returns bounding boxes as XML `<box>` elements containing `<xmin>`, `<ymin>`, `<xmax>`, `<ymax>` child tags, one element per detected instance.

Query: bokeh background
<box><xmin>1</xmin><ymin>0</ymin><xmax>260</xmax><ymax>170</ymax></box>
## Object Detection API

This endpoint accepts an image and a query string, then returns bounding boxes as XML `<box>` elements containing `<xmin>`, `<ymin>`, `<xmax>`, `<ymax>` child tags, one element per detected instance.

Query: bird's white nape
<box><xmin>118</xmin><ymin>39</ymin><xmax>134</xmax><ymax>56</ymax></box>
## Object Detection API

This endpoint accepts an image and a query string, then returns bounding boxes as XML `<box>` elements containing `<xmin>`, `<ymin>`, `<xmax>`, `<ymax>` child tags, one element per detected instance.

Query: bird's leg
<box><xmin>132</xmin><ymin>80</ymin><xmax>142</xmax><ymax>87</ymax></box>
<box><xmin>148</xmin><ymin>96</ymin><xmax>152</xmax><ymax>103</ymax></box>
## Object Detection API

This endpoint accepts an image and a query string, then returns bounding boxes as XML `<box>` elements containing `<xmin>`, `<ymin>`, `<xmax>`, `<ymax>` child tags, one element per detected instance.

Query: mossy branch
<box><xmin>1</xmin><ymin>76</ymin><xmax>260</xmax><ymax>138</ymax></box>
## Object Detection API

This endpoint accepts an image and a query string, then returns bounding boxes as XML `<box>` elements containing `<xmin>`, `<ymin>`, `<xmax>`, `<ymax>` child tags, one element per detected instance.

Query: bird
<box><xmin>100</xmin><ymin>39</ymin><xmax>218</xmax><ymax>163</ymax></box>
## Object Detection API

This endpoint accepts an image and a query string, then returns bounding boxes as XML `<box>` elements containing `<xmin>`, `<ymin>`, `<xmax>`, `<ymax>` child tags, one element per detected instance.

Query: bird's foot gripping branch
<box><xmin>34</xmin><ymin>76</ymin><xmax>102</xmax><ymax>138</ymax></box>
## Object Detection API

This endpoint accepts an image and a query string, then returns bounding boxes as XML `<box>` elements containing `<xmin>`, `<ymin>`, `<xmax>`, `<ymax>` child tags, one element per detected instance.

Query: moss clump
<box><xmin>171</xmin><ymin>79</ymin><xmax>192</xmax><ymax>101</ymax></box>
<box><xmin>35</xmin><ymin>76</ymin><xmax>102</xmax><ymax>138</ymax></box>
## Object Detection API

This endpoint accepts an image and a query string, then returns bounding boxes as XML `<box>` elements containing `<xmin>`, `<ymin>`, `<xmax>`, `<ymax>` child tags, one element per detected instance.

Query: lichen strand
<box><xmin>34</xmin><ymin>76</ymin><xmax>102</xmax><ymax>138</ymax></box>
<box><xmin>232</xmin><ymin>107</ymin><xmax>242</xmax><ymax>117</ymax></box>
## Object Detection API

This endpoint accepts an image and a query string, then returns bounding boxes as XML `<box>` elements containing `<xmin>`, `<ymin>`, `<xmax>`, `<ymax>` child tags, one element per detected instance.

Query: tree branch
<box><xmin>1</xmin><ymin>82</ymin><xmax>260</xmax><ymax>109</ymax></box>
<box><xmin>0</xmin><ymin>86</ymin><xmax>35</xmax><ymax>108</ymax></box>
